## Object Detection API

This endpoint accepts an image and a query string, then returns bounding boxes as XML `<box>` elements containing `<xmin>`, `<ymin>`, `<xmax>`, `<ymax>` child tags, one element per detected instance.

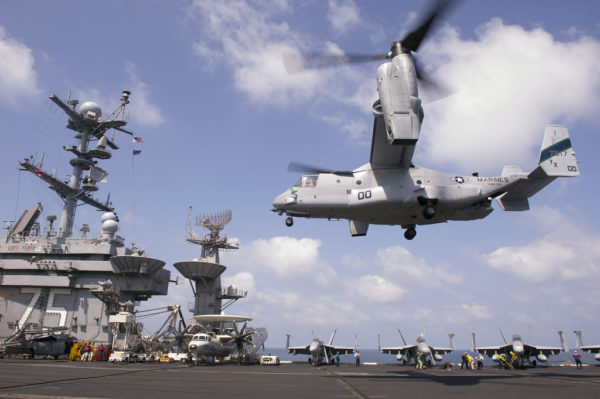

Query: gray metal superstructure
<box><xmin>0</xmin><ymin>91</ymin><xmax>170</xmax><ymax>344</ymax></box>
<box><xmin>174</xmin><ymin>209</ymin><xmax>245</xmax><ymax>316</ymax></box>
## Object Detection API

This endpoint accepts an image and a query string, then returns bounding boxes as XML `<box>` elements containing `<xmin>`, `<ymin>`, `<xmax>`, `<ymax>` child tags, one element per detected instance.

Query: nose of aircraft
<box><xmin>273</xmin><ymin>192</ymin><xmax>287</xmax><ymax>210</ymax></box>
<box><xmin>513</xmin><ymin>345</ymin><xmax>524</xmax><ymax>354</ymax></box>
<box><xmin>309</xmin><ymin>342</ymin><xmax>320</xmax><ymax>353</ymax></box>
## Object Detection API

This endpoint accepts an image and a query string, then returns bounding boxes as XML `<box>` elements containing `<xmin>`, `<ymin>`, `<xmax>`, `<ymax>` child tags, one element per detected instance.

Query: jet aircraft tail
<box><xmin>496</xmin><ymin>124</ymin><xmax>579</xmax><ymax>211</ymax></box>
<box><xmin>574</xmin><ymin>330</ymin><xmax>584</xmax><ymax>349</ymax></box>
<box><xmin>558</xmin><ymin>330</ymin><xmax>569</xmax><ymax>352</ymax></box>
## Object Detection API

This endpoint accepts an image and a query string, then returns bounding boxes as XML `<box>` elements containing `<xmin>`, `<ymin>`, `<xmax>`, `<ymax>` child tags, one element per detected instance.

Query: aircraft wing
<box><xmin>430</xmin><ymin>346</ymin><xmax>453</xmax><ymax>355</ymax></box>
<box><xmin>287</xmin><ymin>345</ymin><xmax>311</xmax><ymax>355</ymax></box>
<box><xmin>581</xmin><ymin>345</ymin><xmax>600</xmax><ymax>354</ymax></box>
<box><xmin>524</xmin><ymin>344</ymin><xmax>562</xmax><ymax>357</ymax></box>
<box><xmin>323</xmin><ymin>345</ymin><xmax>354</xmax><ymax>355</ymax></box>
<box><xmin>380</xmin><ymin>344</ymin><xmax>416</xmax><ymax>355</ymax></box>
<box><xmin>475</xmin><ymin>344</ymin><xmax>512</xmax><ymax>357</ymax></box>
<box><xmin>369</xmin><ymin>113</ymin><xmax>416</xmax><ymax>169</ymax></box>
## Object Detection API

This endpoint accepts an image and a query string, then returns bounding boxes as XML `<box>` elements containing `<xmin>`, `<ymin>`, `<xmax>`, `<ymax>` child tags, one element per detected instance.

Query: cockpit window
<box><xmin>293</xmin><ymin>177</ymin><xmax>302</xmax><ymax>187</ymax></box>
<box><xmin>302</xmin><ymin>175</ymin><xmax>318</xmax><ymax>188</ymax></box>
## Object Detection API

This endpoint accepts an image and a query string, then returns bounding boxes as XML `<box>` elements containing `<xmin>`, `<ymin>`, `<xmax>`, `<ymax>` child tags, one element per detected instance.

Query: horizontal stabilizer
<box><xmin>495</xmin><ymin>124</ymin><xmax>578</xmax><ymax>211</ymax></box>
<box><xmin>495</xmin><ymin>193</ymin><xmax>529</xmax><ymax>211</ymax></box>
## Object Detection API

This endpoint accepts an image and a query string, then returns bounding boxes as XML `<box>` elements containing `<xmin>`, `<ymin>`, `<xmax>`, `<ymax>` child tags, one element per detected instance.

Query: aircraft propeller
<box><xmin>283</xmin><ymin>0</ymin><xmax>457</xmax><ymax>98</ymax></box>
<box><xmin>288</xmin><ymin>161</ymin><xmax>354</xmax><ymax>176</ymax></box>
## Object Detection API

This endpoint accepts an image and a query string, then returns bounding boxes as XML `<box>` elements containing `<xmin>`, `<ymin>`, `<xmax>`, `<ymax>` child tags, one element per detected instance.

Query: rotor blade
<box><xmin>401</xmin><ymin>0</ymin><xmax>458</xmax><ymax>53</ymax></box>
<box><xmin>288</xmin><ymin>161</ymin><xmax>353</xmax><ymax>176</ymax></box>
<box><xmin>413</xmin><ymin>55</ymin><xmax>453</xmax><ymax>103</ymax></box>
<box><xmin>283</xmin><ymin>52</ymin><xmax>387</xmax><ymax>74</ymax></box>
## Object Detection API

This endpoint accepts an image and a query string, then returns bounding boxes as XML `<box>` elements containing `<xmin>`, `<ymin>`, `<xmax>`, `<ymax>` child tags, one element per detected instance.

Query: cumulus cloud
<box><xmin>484</xmin><ymin>207</ymin><xmax>600</xmax><ymax>283</ymax></box>
<box><xmin>186</xmin><ymin>0</ymin><xmax>374</xmax><ymax>140</ymax></box>
<box><xmin>222</xmin><ymin>272</ymin><xmax>256</xmax><ymax>294</ymax></box>
<box><xmin>125</xmin><ymin>61</ymin><xmax>165</xmax><ymax>126</ymax></box>
<box><xmin>377</xmin><ymin>245</ymin><xmax>463</xmax><ymax>286</ymax></box>
<box><xmin>443</xmin><ymin>303</ymin><xmax>493</xmax><ymax>324</ymax></box>
<box><xmin>327</xmin><ymin>0</ymin><xmax>361</xmax><ymax>35</ymax></box>
<box><xmin>236</xmin><ymin>236</ymin><xmax>336</xmax><ymax>287</ymax></box>
<box><xmin>421</xmin><ymin>19</ymin><xmax>600</xmax><ymax>173</ymax></box>
<box><xmin>345</xmin><ymin>275</ymin><xmax>405</xmax><ymax>303</ymax></box>
<box><xmin>0</xmin><ymin>26</ymin><xmax>41</xmax><ymax>107</ymax></box>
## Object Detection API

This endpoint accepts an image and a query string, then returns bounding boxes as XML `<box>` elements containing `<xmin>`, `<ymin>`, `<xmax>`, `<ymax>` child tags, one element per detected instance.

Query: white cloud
<box><xmin>443</xmin><ymin>303</ymin><xmax>493</xmax><ymax>324</ymax></box>
<box><xmin>421</xmin><ymin>19</ymin><xmax>600</xmax><ymax>173</ymax></box>
<box><xmin>0</xmin><ymin>26</ymin><xmax>41</xmax><ymax>107</ymax></box>
<box><xmin>377</xmin><ymin>245</ymin><xmax>463</xmax><ymax>286</ymax></box>
<box><xmin>345</xmin><ymin>275</ymin><xmax>405</xmax><ymax>303</ymax></box>
<box><xmin>484</xmin><ymin>208</ymin><xmax>600</xmax><ymax>283</ymax></box>
<box><xmin>222</xmin><ymin>271</ymin><xmax>256</xmax><ymax>294</ymax></box>
<box><xmin>236</xmin><ymin>236</ymin><xmax>336</xmax><ymax>287</ymax></box>
<box><xmin>327</xmin><ymin>0</ymin><xmax>361</xmax><ymax>34</ymax></box>
<box><xmin>186</xmin><ymin>0</ymin><xmax>375</xmax><ymax>141</ymax></box>
<box><xmin>125</xmin><ymin>61</ymin><xmax>165</xmax><ymax>126</ymax></box>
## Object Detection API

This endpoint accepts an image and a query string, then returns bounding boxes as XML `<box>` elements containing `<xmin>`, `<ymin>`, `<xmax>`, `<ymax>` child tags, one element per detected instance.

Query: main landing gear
<box><xmin>404</xmin><ymin>226</ymin><xmax>416</xmax><ymax>240</ymax></box>
<box><xmin>285</xmin><ymin>217</ymin><xmax>294</xmax><ymax>227</ymax></box>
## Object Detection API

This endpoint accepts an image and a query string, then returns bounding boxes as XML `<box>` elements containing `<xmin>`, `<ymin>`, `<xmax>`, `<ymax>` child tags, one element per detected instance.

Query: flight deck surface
<box><xmin>0</xmin><ymin>360</ymin><xmax>598</xmax><ymax>399</ymax></box>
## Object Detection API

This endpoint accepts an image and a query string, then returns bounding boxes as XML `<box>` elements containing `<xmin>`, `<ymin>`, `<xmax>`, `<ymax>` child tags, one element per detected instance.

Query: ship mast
<box><xmin>19</xmin><ymin>90</ymin><xmax>132</xmax><ymax>237</ymax></box>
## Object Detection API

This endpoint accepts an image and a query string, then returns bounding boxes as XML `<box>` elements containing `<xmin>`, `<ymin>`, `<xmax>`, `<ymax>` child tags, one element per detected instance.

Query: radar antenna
<box><xmin>185</xmin><ymin>207</ymin><xmax>238</xmax><ymax>264</ymax></box>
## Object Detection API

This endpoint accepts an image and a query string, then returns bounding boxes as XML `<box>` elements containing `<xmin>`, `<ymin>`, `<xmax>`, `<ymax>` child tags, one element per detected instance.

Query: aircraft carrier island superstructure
<box><xmin>0</xmin><ymin>91</ymin><xmax>170</xmax><ymax>344</ymax></box>
<box><xmin>174</xmin><ymin>209</ymin><xmax>246</xmax><ymax>316</ymax></box>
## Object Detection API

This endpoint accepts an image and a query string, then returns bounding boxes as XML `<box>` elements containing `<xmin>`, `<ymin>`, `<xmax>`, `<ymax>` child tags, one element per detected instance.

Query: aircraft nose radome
<box><xmin>273</xmin><ymin>192</ymin><xmax>288</xmax><ymax>209</ymax></box>
<box><xmin>514</xmin><ymin>345</ymin><xmax>524</xmax><ymax>353</ymax></box>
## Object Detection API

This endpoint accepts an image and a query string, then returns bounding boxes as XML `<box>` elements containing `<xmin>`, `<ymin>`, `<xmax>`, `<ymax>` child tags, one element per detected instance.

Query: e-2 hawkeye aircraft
<box><xmin>273</xmin><ymin>0</ymin><xmax>579</xmax><ymax>240</ymax></box>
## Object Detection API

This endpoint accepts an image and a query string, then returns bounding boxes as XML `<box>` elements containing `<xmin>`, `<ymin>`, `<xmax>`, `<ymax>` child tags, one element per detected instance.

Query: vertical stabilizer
<box><xmin>328</xmin><ymin>329</ymin><xmax>337</xmax><ymax>346</ymax></box>
<box><xmin>377</xmin><ymin>334</ymin><xmax>381</xmax><ymax>351</ymax></box>
<box><xmin>398</xmin><ymin>329</ymin><xmax>407</xmax><ymax>346</ymax></box>
<box><xmin>471</xmin><ymin>332</ymin><xmax>477</xmax><ymax>352</ymax></box>
<box><xmin>449</xmin><ymin>333</ymin><xmax>456</xmax><ymax>350</ymax></box>
<box><xmin>538</xmin><ymin>124</ymin><xmax>579</xmax><ymax>177</ymax></box>
<box><xmin>285</xmin><ymin>334</ymin><xmax>291</xmax><ymax>350</ymax></box>
<box><xmin>574</xmin><ymin>330</ymin><xmax>583</xmax><ymax>349</ymax></box>
<box><xmin>558</xmin><ymin>330</ymin><xmax>569</xmax><ymax>352</ymax></box>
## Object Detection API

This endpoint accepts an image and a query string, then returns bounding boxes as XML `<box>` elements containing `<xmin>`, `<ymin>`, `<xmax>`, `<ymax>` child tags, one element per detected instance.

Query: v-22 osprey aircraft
<box><xmin>272</xmin><ymin>0</ymin><xmax>579</xmax><ymax>240</ymax></box>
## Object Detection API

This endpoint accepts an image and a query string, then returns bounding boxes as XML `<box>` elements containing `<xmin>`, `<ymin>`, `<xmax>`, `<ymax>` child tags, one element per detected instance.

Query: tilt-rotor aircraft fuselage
<box><xmin>273</xmin><ymin>6</ymin><xmax>579</xmax><ymax>240</ymax></box>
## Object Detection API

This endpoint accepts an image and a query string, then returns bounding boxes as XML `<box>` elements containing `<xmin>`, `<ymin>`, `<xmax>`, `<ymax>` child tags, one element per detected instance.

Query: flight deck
<box><xmin>0</xmin><ymin>360</ymin><xmax>598</xmax><ymax>399</ymax></box>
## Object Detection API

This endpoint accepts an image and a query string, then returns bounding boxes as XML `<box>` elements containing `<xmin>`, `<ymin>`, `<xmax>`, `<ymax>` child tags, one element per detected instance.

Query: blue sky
<box><xmin>1</xmin><ymin>0</ymin><xmax>600</xmax><ymax>351</ymax></box>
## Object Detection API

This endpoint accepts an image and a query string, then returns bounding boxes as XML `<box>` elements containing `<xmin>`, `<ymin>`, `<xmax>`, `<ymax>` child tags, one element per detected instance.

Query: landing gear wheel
<box><xmin>285</xmin><ymin>217</ymin><xmax>294</xmax><ymax>227</ymax></box>
<box><xmin>422</xmin><ymin>205</ymin><xmax>436</xmax><ymax>220</ymax></box>
<box><xmin>404</xmin><ymin>228</ymin><xmax>416</xmax><ymax>240</ymax></box>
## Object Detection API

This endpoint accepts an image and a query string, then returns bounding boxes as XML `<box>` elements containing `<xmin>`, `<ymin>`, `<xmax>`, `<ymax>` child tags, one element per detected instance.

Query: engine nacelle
<box><xmin>491</xmin><ymin>354</ymin><xmax>499</xmax><ymax>361</ymax></box>
<box><xmin>376</xmin><ymin>54</ymin><xmax>423</xmax><ymax>145</ymax></box>
<box><xmin>396</xmin><ymin>353</ymin><xmax>404</xmax><ymax>361</ymax></box>
<box><xmin>434</xmin><ymin>354</ymin><xmax>443</xmax><ymax>361</ymax></box>
<box><xmin>536</xmin><ymin>354</ymin><xmax>548</xmax><ymax>362</ymax></box>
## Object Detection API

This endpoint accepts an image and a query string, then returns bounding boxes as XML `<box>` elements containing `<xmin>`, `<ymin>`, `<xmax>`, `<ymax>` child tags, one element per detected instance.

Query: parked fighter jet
<box><xmin>379</xmin><ymin>330</ymin><xmax>455</xmax><ymax>366</ymax></box>
<box><xmin>273</xmin><ymin>0</ymin><xmax>579</xmax><ymax>240</ymax></box>
<box><xmin>574</xmin><ymin>330</ymin><xmax>600</xmax><ymax>361</ymax></box>
<box><xmin>286</xmin><ymin>330</ymin><xmax>354</xmax><ymax>366</ymax></box>
<box><xmin>472</xmin><ymin>329</ymin><xmax>568</xmax><ymax>368</ymax></box>
<box><xmin>187</xmin><ymin>315</ymin><xmax>267</xmax><ymax>365</ymax></box>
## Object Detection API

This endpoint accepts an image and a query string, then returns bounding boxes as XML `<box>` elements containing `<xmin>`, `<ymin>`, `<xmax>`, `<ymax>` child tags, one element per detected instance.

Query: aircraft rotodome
<box><xmin>272</xmin><ymin>0</ymin><xmax>579</xmax><ymax>240</ymax></box>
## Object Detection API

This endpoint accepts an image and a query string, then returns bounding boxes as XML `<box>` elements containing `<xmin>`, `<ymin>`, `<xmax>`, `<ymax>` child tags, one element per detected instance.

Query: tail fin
<box><xmin>285</xmin><ymin>334</ymin><xmax>291</xmax><ymax>349</ymax></box>
<box><xmin>574</xmin><ymin>330</ymin><xmax>583</xmax><ymax>349</ymax></box>
<box><xmin>558</xmin><ymin>330</ymin><xmax>569</xmax><ymax>352</ymax></box>
<box><xmin>471</xmin><ymin>332</ymin><xmax>476</xmax><ymax>352</ymax></box>
<box><xmin>328</xmin><ymin>329</ymin><xmax>337</xmax><ymax>346</ymax></box>
<box><xmin>449</xmin><ymin>333</ymin><xmax>456</xmax><ymax>351</ymax></box>
<box><xmin>496</xmin><ymin>124</ymin><xmax>578</xmax><ymax>211</ymax></box>
<box><xmin>537</xmin><ymin>124</ymin><xmax>579</xmax><ymax>177</ymax></box>
<box><xmin>377</xmin><ymin>334</ymin><xmax>381</xmax><ymax>351</ymax></box>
